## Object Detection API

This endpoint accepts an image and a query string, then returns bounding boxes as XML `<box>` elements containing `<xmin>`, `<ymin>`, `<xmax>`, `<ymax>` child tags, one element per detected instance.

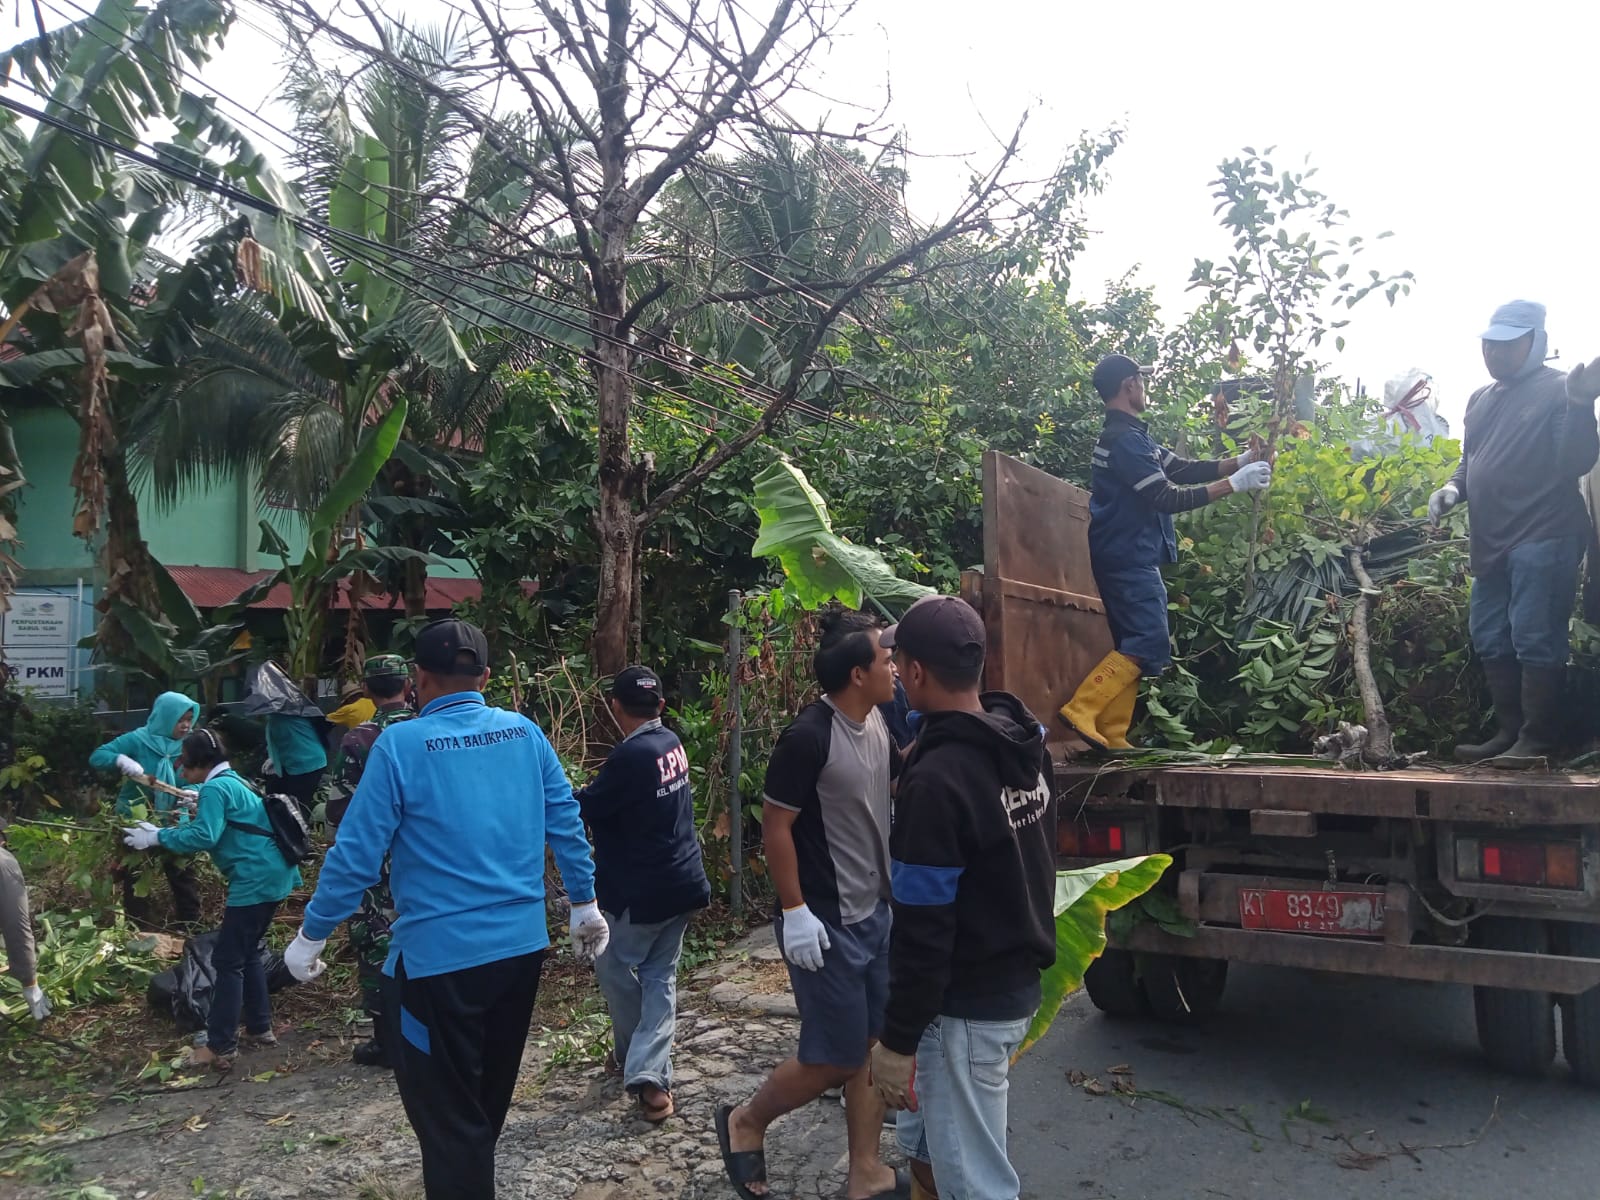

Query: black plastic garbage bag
<box><xmin>239</xmin><ymin>661</ymin><xmax>324</xmax><ymax>720</ymax></box>
<box><xmin>146</xmin><ymin>929</ymin><xmax>299</xmax><ymax>1032</ymax></box>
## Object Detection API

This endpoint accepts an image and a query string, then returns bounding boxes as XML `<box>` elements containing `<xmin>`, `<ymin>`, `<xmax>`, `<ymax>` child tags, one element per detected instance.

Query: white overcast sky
<box><xmin>196</xmin><ymin>0</ymin><xmax>1600</xmax><ymax>429</ymax></box>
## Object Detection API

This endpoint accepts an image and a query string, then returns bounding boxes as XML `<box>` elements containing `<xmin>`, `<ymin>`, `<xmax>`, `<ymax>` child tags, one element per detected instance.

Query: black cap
<box><xmin>879</xmin><ymin>595</ymin><xmax>986</xmax><ymax>673</ymax></box>
<box><xmin>610</xmin><ymin>665</ymin><xmax>664</xmax><ymax>708</ymax></box>
<box><xmin>1091</xmin><ymin>354</ymin><xmax>1152</xmax><ymax>401</ymax></box>
<box><xmin>413</xmin><ymin>618</ymin><xmax>489</xmax><ymax>675</ymax></box>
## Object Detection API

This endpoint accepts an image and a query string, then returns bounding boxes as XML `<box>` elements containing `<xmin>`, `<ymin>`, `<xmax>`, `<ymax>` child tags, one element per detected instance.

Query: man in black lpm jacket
<box><xmin>579</xmin><ymin>666</ymin><xmax>710</xmax><ymax>1123</ymax></box>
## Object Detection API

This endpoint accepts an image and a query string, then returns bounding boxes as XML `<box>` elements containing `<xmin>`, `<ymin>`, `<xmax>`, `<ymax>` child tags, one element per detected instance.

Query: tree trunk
<box><xmin>592</xmin><ymin>354</ymin><xmax>638</xmax><ymax>678</ymax></box>
<box><xmin>589</xmin><ymin>192</ymin><xmax>639</xmax><ymax>676</ymax></box>
<box><xmin>585</xmin><ymin>4</ymin><xmax>641</xmax><ymax>680</ymax></box>
<box><xmin>403</xmin><ymin>555</ymin><xmax>427</xmax><ymax>619</ymax></box>
<box><xmin>97</xmin><ymin>450</ymin><xmax>167</xmax><ymax>682</ymax></box>
<box><xmin>1347</xmin><ymin>545</ymin><xmax>1394</xmax><ymax>764</ymax></box>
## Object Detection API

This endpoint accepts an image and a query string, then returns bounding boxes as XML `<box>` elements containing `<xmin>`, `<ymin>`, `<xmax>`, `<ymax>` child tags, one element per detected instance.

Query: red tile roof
<box><xmin>165</xmin><ymin>565</ymin><xmax>530</xmax><ymax>612</ymax></box>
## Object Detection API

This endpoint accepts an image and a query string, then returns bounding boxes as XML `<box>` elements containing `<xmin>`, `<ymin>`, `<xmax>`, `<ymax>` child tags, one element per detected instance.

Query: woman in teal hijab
<box><xmin>90</xmin><ymin>692</ymin><xmax>202</xmax><ymax>928</ymax></box>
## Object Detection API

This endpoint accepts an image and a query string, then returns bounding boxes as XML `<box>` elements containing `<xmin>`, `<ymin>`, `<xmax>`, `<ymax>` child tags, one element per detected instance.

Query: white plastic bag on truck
<box><xmin>1351</xmin><ymin>367</ymin><xmax>1451</xmax><ymax>459</ymax></box>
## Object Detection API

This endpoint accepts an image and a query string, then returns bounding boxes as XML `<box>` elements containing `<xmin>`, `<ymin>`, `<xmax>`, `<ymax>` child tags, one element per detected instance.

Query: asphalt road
<box><xmin>1009</xmin><ymin>964</ymin><xmax>1600</xmax><ymax>1200</ymax></box>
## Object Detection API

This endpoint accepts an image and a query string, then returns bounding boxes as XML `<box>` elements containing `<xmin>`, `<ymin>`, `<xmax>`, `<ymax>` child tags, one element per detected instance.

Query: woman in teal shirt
<box><xmin>123</xmin><ymin>728</ymin><xmax>301</xmax><ymax>1071</ymax></box>
<box><xmin>89</xmin><ymin>692</ymin><xmax>201</xmax><ymax>928</ymax></box>
<box><xmin>264</xmin><ymin>713</ymin><xmax>328</xmax><ymax>821</ymax></box>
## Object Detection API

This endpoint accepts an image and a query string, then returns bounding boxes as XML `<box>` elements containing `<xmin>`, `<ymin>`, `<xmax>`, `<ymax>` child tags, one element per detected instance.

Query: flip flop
<box><xmin>870</xmin><ymin>1168</ymin><xmax>913</xmax><ymax>1199</ymax></box>
<box><xmin>849</xmin><ymin>1167</ymin><xmax>913</xmax><ymax>1200</ymax></box>
<box><xmin>715</xmin><ymin>1103</ymin><xmax>768</xmax><ymax>1198</ymax></box>
<box><xmin>639</xmin><ymin>1088</ymin><xmax>675</xmax><ymax>1123</ymax></box>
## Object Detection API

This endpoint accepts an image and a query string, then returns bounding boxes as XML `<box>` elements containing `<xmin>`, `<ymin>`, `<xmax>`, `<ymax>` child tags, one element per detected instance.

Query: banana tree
<box><xmin>224</xmin><ymin>399</ymin><xmax>438</xmax><ymax>689</ymax></box>
<box><xmin>0</xmin><ymin>0</ymin><xmax>332</xmax><ymax>670</ymax></box>
<box><xmin>1017</xmin><ymin>855</ymin><xmax>1173</xmax><ymax>1057</ymax></box>
<box><xmin>129</xmin><ymin>21</ymin><xmax>572</xmax><ymax>644</ymax></box>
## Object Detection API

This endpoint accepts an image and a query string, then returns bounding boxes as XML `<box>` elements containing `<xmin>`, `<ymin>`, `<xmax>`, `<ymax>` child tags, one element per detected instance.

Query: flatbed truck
<box><xmin>962</xmin><ymin>451</ymin><xmax>1600</xmax><ymax>1081</ymax></box>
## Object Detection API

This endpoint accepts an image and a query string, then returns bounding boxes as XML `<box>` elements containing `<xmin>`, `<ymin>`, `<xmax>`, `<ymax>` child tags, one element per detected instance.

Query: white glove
<box><xmin>1228</xmin><ymin>461</ymin><xmax>1272</xmax><ymax>494</ymax></box>
<box><xmin>569</xmin><ymin>901</ymin><xmax>610</xmax><ymax>962</ymax></box>
<box><xmin>1236</xmin><ymin>447</ymin><xmax>1258</xmax><ymax>466</ymax></box>
<box><xmin>177</xmin><ymin>790</ymin><xmax>199</xmax><ymax>816</ymax></box>
<box><xmin>115</xmin><ymin>754</ymin><xmax>145</xmax><ymax>779</ymax></box>
<box><xmin>283</xmin><ymin>931</ymin><xmax>328</xmax><ymax>982</ymax></box>
<box><xmin>780</xmin><ymin>903</ymin><xmax>831</xmax><ymax>972</ymax></box>
<box><xmin>1428</xmin><ymin>483</ymin><xmax>1460</xmax><ymax>525</ymax></box>
<box><xmin>1567</xmin><ymin>357</ymin><xmax>1600</xmax><ymax>404</ymax></box>
<box><xmin>121</xmin><ymin>822</ymin><xmax>161</xmax><ymax>851</ymax></box>
<box><xmin>23</xmin><ymin>983</ymin><xmax>50</xmax><ymax>1021</ymax></box>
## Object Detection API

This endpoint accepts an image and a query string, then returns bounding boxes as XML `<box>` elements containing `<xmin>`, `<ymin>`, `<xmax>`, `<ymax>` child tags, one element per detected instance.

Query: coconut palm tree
<box><xmin>121</xmin><ymin>17</ymin><xmax>587</xmax><ymax>674</ymax></box>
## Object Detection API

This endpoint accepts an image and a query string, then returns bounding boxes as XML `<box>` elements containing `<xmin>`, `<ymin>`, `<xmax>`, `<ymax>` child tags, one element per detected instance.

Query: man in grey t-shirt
<box><xmin>717</xmin><ymin>611</ymin><xmax>905</xmax><ymax>1200</ymax></box>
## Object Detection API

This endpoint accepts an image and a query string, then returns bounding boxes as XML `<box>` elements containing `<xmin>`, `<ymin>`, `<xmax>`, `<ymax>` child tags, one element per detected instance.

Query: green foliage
<box><xmin>229</xmin><ymin>397</ymin><xmax>426</xmax><ymax>685</ymax></box>
<box><xmin>1191</xmin><ymin>148</ymin><xmax>1413</xmax><ymax>371</ymax></box>
<box><xmin>2</xmin><ymin>696</ymin><xmax>106</xmax><ymax>817</ymax></box>
<box><xmin>1018</xmin><ymin>855</ymin><xmax>1173</xmax><ymax>1057</ymax></box>
<box><xmin>0</xmin><ymin>909</ymin><xmax>160</xmax><ymax>1020</ymax></box>
<box><xmin>751</xmin><ymin>459</ymin><xmax>934</xmax><ymax>615</ymax></box>
<box><xmin>1148</xmin><ymin>409</ymin><xmax>1474</xmax><ymax>752</ymax></box>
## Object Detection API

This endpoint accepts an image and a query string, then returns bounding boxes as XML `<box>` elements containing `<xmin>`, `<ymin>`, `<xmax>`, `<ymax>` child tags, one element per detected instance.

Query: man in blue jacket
<box><xmin>580</xmin><ymin>665</ymin><xmax>710</xmax><ymax>1123</ymax></box>
<box><xmin>282</xmin><ymin>619</ymin><xmax>609</xmax><ymax>1200</ymax></box>
<box><xmin>1059</xmin><ymin>354</ymin><xmax>1272</xmax><ymax>750</ymax></box>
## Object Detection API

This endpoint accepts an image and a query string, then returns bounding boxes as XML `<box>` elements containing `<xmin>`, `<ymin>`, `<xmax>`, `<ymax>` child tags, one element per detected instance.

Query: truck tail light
<box><xmin>1059</xmin><ymin>819</ymin><xmax>1146</xmax><ymax>858</ymax></box>
<box><xmin>1455</xmin><ymin>836</ymin><xmax>1583</xmax><ymax>889</ymax></box>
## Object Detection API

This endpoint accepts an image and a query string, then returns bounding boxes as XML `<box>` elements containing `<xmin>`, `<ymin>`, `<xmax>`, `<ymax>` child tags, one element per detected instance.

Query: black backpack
<box><xmin>228</xmin><ymin>789</ymin><xmax>314</xmax><ymax>867</ymax></box>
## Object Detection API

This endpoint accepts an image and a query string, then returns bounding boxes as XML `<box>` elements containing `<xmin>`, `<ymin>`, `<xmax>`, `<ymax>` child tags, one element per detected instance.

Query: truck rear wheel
<box><xmin>1084</xmin><ymin>949</ymin><xmax>1148</xmax><ymax>1018</ymax></box>
<box><xmin>1141</xmin><ymin>954</ymin><xmax>1228</xmax><ymax>1023</ymax></box>
<box><xmin>1472</xmin><ymin>917</ymin><xmax>1556</xmax><ymax>1076</ymax></box>
<box><xmin>1558</xmin><ymin>924</ymin><xmax>1600</xmax><ymax>1087</ymax></box>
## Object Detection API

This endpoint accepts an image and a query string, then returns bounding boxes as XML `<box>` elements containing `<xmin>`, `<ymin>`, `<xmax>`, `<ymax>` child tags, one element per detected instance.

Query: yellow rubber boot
<box><xmin>1057</xmin><ymin>651</ymin><xmax>1140</xmax><ymax>748</ymax></box>
<box><xmin>1097</xmin><ymin>678</ymin><xmax>1139</xmax><ymax>751</ymax></box>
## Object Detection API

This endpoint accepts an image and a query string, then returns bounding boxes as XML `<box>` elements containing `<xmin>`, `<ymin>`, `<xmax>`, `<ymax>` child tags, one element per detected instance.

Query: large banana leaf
<box><xmin>1015</xmin><ymin>854</ymin><xmax>1173</xmax><ymax>1058</ymax></box>
<box><xmin>306</xmin><ymin>395</ymin><xmax>409</xmax><ymax>560</ymax></box>
<box><xmin>380</xmin><ymin>296</ymin><xmax>473</xmax><ymax>373</ymax></box>
<box><xmin>751</xmin><ymin>459</ymin><xmax>933</xmax><ymax>614</ymax></box>
<box><xmin>5</xmin><ymin>0</ymin><xmax>232</xmax><ymax>250</ymax></box>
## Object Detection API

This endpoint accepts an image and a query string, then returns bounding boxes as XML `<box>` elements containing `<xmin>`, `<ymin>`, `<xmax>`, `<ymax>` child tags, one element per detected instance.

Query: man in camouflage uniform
<box><xmin>328</xmin><ymin>654</ymin><xmax>415</xmax><ymax>1068</ymax></box>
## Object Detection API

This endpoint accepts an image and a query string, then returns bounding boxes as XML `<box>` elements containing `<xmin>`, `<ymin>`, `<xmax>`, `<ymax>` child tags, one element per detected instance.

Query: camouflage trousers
<box><xmin>346</xmin><ymin>881</ymin><xmax>393</xmax><ymax>1018</ymax></box>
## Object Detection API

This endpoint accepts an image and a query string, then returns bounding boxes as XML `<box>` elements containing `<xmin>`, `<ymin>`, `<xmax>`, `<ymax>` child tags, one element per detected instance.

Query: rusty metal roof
<box><xmin>164</xmin><ymin>565</ymin><xmax>523</xmax><ymax>612</ymax></box>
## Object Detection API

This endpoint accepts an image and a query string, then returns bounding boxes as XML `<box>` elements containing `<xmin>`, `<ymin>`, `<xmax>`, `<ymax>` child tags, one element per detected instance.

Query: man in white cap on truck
<box><xmin>1431</xmin><ymin>301</ymin><xmax>1600</xmax><ymax>765</ymax></box>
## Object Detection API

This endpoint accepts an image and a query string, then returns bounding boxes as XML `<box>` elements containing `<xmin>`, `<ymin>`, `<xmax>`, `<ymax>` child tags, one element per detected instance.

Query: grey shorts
<box><xmin>776</xmin><ymin>900</ymin><xmax>891</xmax><ymax>1070</ymax></box>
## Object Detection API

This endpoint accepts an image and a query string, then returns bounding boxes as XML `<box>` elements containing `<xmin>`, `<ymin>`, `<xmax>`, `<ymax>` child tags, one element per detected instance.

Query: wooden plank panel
<box><xmin>981</xmin><ymin>451</ymin><xmax>1113</xmax><ymax>756</ymax></box>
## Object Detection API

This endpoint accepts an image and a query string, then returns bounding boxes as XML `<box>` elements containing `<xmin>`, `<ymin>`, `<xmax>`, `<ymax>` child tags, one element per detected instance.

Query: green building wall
<box><xmin>8</xmin><ymin>406</ymin><xmax>309</xmax><ymax>583</ymax></box>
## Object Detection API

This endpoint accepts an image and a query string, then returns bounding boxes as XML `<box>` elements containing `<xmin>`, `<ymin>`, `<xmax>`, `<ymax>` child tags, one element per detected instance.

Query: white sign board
<box><xmin>3</xmin><ymin>593</ymin><xmax>72</xmax><ymax>647</ymax></box>
<box><xmin>2</xmin><ymin>646</ymin><xmax>72</xmax><ymax>697</ymax></box>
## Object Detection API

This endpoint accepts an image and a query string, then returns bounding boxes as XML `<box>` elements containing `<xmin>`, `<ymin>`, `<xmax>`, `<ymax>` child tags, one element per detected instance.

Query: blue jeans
<box><xmin>209</xmin><ymin>900</ymin><xmax>279</xmax><ymax>1055</ymax></box>
<box><xmin>1094</xmin><ymin>563</ymin><xmax>1172</xmax><ymax>673</ymax></box>
<box><xmin>594</xmin><ymin>909</ymin><xmax>692</xmax><ymax>1092</ymax></box>
<box><xmin>1468</xmin><ymin>536</ymin><xmax>1584</xmax><ymax>668</ymax></box>
<box><xmin>896</xmin><ymin>1013</ymin><xmax>1033</xmax><ymax>1200</ymax></box>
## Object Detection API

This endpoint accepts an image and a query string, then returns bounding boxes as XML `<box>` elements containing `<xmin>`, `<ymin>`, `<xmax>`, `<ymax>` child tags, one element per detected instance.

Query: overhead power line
<box><xmin>0</xmin><ymin>88</ymin><xmax>831</xmax><ymax>450</ymax></box>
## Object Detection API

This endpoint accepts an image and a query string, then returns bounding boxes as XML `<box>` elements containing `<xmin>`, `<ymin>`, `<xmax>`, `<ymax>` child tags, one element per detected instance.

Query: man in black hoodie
<box><xmin>872</xmin><ymin>596</ymin><xmax>1057</xmax><ymax>1200</ymax></box>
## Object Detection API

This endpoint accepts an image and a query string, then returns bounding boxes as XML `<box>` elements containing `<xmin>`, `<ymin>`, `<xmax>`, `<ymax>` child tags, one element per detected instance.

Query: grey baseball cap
<box><xmin>1480</xmin><ymin>299</ymin><xmax>1546</xmax><ymax>341</ymax></box>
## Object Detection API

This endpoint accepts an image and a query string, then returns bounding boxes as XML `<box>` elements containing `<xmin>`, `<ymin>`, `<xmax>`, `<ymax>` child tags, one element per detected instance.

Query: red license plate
<box><xmin>1237</xmin><ymin>887</ymin><xmax>1386</xmax><ymax>937</ymax></box>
